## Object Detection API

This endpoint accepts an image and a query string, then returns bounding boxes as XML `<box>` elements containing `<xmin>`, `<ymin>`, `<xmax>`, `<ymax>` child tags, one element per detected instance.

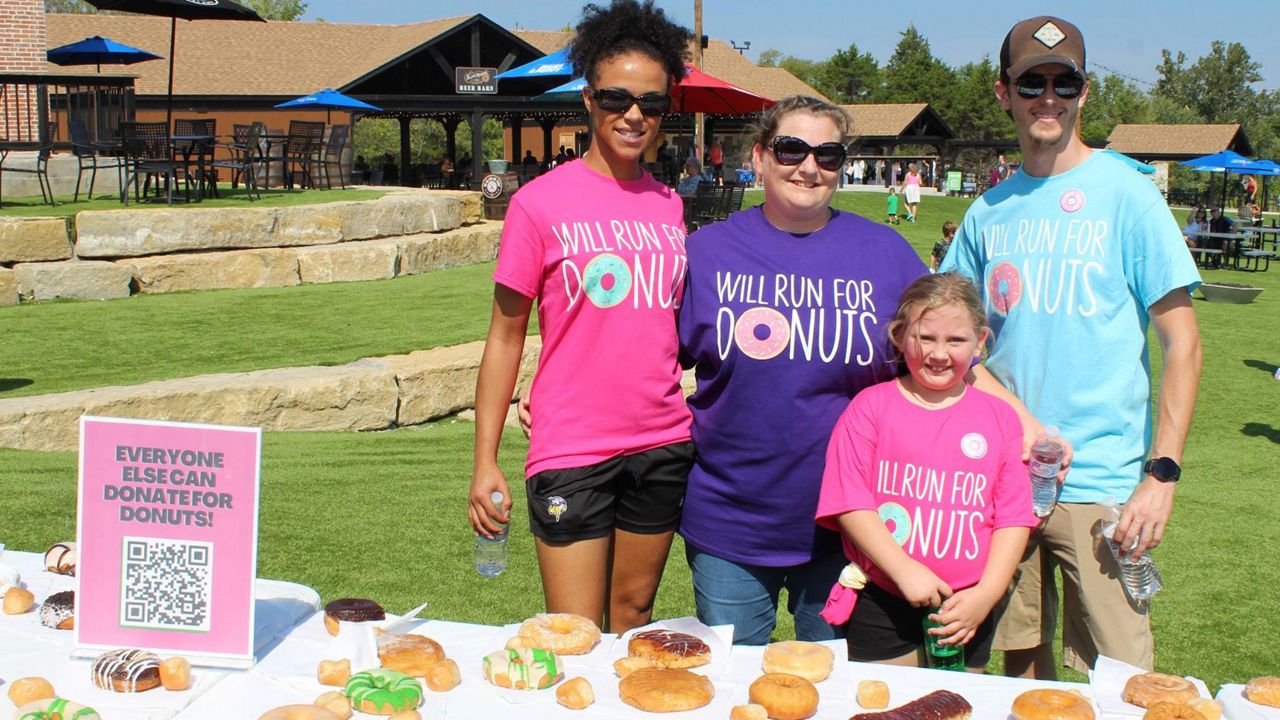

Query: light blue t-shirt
<box><xmin>940</xmin><ymin>150</ymin><xmax>1200</xmax><ymax>503</ymax></box>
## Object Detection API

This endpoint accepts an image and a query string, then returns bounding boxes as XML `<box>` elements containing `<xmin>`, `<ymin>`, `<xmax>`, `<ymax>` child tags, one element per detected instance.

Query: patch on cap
<box><xmin>1033</xmin><ymin>21</ymin><xmax>1066</xmax><ymax>48</ymax></box>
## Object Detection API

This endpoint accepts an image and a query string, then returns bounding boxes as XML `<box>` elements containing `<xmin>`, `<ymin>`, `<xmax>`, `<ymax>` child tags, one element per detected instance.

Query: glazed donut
<box><xmin>425</xmin><ymin>658</ymin><xmax>461</xmax><ymax>692</ymax></box>
<box><xmin>1123</xmin><ymin>672</ymin><xmax>1199</xmax><ymax>709</ymax></box>
<box><xmin>582</xmin><ymin>253</ymin><xmax>632</xmax><ymax>308</ymax></box>
<box><xmin>159</xmin><ymin>656</ymin><xmax>191</xmax><ymax>691</ymax></box>
<box><xmin>516</xmin><ymin>613</ymin><xmax>601</xmax><ymax>655</ymax></box>
<box><xmin>613</xmin><ymin>656</ymin><xmax>655</xmax><ymax>677</ymax></box>
<box><xmin>43</xmin><ymin>542</ymin><xmax>76</xmax><ymax>576</ymax></box>
<box><xmin>735</xmin><ymin>306</ymin><xmax>790</xmax><ymax>360</ymax></box>
<box><xmin>1011</xmin><ymin>688</ymin><xmax>1096</xmax><ymax>720</ymax></box>
<box><xmin>1142</xmin><ymin>702</ymin><xmax>1205</xmax><ymax>720</ymax></box>
<box><xmin>732</xmin><ymin>705</ymin><xmax>769</xmax><ymax>720</ymax></box>
<box><xmin>556</xmin><ymin>677</ymin><xmax>595</xmax><ymax>710</ymax></box>
<box><xmin>258</xmin><ymin>704</ymin><xmax>341</xmax><ymax>720</ymax></box>
<box><xmin>4</xmin><ymin>586</ymin><xmax>35</xmax><ymax>615</ymax></box>
<box><xmin>13</xmin><ymin>698</ymin><xmax>101</xmax><ymax>720</ymax></box>
<box><xmin>7</xmin><ymin>677</ymin><xmax>55</xmax><ymax>707</ymax></box>
<box><xmin>628</xmin><ymin>629</ymin><xmax>711</xmax><ymax>668</ymax></box>
<box><xmin>38</xmin><ymin>590</ymin><xmax>75</xmax><ymax>630</ymax></box>
<box><xmin>762</xmin><ymin>641</ymin><xmax>834</xmax><ymax>682</ymax></box>
<box><xmin>618</xmin><ymin>668</ymin><xmax>714</xmax><ymax>713</ymax></box>
<box><xmin>1247</xmin><ymin>677</ymin><xmax>1280</xmax><ymax>708</ymax></box>
<box><xmin>343</xmin><ymin>669</ymin><xmax>422</xmax><ymax>715</ymax></box>
<box><xmin>748</xmin><ymin>673</ymin><xmax>819</xmax><ymax>720</ymax></box>
<box><xmin>91</xmin><ymin>649</ymin><xmax>162</xmax><ymax>693</ymax></box>
<box><xmin>318</xmin><ymin>659</ymin><xmax>351</xmax><ymax>687</ymax></box>
<box><xmin>377</xmin><ymin>633</ymin><xmax>445</xmax><ymax>676</ymax></box>
<box><xmin>323</xmin><ymin>598</ymin><xmax>385</xmax><ymax>636</ymax></box>
<box><xmin>1188</xmin><ymin>698</ymin><xmax>1222</xmax><ymax>720</ymax></box>
<box><xmin>314</xmin><ymin>691</ymin><xmax>353</xmax><ymax>720</ymax></box>
<box><xmin>856</xmin><ymin>680</ymin><xmax>890</xmax><ymax>710</ymax></box>
<box><xmin>482</xmin><ymin>648</ymin><xmax>563</xmax><ymax>690</ymax></box>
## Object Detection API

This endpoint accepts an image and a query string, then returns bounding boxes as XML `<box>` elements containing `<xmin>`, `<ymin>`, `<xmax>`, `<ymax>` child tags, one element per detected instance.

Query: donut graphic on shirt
<box><xmin>878</xmin><ymin>502</ymin><xmax>912</xmax><ymax>546</ymax></box>
<box><xmin>582</xmin><ymin>253</ymin><xmax>632</xmax><ymax>308</ymax></box>
<box><xmin>986</xmin><ymin>261</ymin><xmax>1022</xmax><ymax>316</ymax></box>
<box><xmin>734</xmin><ymin>306</ymin><xmax>790</xmax><ymax>360</ymax></box>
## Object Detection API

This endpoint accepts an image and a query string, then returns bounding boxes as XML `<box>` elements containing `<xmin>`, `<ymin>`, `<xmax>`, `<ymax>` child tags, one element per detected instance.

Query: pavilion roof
<box><xmin>1106</xmin><ymin>123</ymin><xmax>1253</xmax><ymax>159</ymax></box>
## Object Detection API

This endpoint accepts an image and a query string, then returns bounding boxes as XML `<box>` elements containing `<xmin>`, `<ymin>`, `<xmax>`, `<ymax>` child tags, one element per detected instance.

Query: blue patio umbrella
<box><xmin>275</xmin><ymin>88</ymin><xmax>381</xmax><ymax>123</ymax></box>
<box><xmin>47</xmin><ymin>35</ymin><xmax>162</xmax><ymax>72</ymax></box>
<box><xmin>1180</xmin><ymin>150</ymin><xmax>1277</xmax><ymax>207</ymax></box>
<box><xmin>531</xmin><ymin>76</ymin><xmax>588</xmax><ymax>102</ymax></box>
<box><xmin>495</xmin><ymin>48</ymin><xmax>574</xmax><ymax>80</ymax></box>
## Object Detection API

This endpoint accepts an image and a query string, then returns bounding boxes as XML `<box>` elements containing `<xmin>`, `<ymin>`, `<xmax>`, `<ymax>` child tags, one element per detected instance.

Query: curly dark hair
<box><xmin>568</xmin><ymin>0</ymin><xmax>691</xmax><ymax>87</ymax></box>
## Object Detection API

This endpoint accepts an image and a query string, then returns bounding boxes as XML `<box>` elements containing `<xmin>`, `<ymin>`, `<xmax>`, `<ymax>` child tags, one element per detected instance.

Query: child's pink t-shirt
<box><xmin>493</xmin><ymin>160</ymin><xmax>692</xmax><ymax>477</ymax></box>
<box><xmin>816</xmin><ymin>380</ymin><xmax>1037</xmax><ymax>595</ymax></box>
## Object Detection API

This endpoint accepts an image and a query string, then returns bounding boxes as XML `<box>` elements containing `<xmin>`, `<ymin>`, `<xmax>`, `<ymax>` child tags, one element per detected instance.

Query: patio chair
<box><xmin>714</xmin><ymin>184</ymin><xmax>745</xmax><ymax>222</ymax></box>
<box><xmin>69</xmin><ymin>118</ymin><xmax>125</xmax><ymax>202</ymax></box>
<box><xmin>0</xmin><ymin>144</ymin><xmax>55</xmax><ymax>207</ymax></box>
<box><xmin>316</xmin><ymin>124</ymin><xmax>349</xmax><ymax>189</ymax></box>
<box><xmin>118</xmin><ymin>120</ymin><xmax>183</xmax><ymax>205</ymax></box>
<box><xmin>212</xmin><ymin>121</ymin><xmax>265</xmax><ymax>201</ymax></box>
<box><xmin>269</xmin><ymin>120</ymin><xmax>324</xmax><ymax>189</ymax></box>
<box><xmin>173</xmin><ymin>118</ymin><xmax>217</xmax><ymax>199</ymax></box>
<box><xmin>684</xmin><ymin>182</ymin><xmax>721</xmax><ymax>231</ymax></box>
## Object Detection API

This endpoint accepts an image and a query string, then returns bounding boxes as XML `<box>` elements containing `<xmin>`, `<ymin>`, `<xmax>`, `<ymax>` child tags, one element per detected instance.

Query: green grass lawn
<box><xmin>0</xmin><ymin>185</ymin><xmax>385</xmax><ymax>218</ymax></box>
<box><xmin>2</xmin><ymin>187</ymin><xmax>1279</xmax><ymax>687</ymax></box>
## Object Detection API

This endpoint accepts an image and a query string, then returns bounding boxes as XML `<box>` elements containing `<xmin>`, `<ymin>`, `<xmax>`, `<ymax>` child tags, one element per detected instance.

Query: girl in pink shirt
<box><xmin>816</xmin><ymin>273</ymin><xmax>1036</xmax><ymax>671</ymax></box>
<box><xmin>469</xmin><ymin>0</ymin><xmax>695</xmax><ymax>635</ymax></box>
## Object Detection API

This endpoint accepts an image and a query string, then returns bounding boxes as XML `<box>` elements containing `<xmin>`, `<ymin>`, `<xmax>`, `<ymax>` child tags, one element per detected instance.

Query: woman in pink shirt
<box><xmin>900</xmin><ymin>161</ymin><xmax>922</xmax><ymax>222</ymax></box>
<box><xmin>469</xmin><ymin>0</ymin><xmax>695</xmax><ymax>635</ymax></box>
<box><xmin>816</xmin><ymin>273</ymin><xmax>1036</xmax><ymax>671</ymax></box>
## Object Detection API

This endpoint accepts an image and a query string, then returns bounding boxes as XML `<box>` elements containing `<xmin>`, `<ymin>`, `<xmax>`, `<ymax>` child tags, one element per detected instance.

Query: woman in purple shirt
<box><xmin>677</xmin><ymin>96</ymin><xmax>926</xmax><ymax>644</ymax></box>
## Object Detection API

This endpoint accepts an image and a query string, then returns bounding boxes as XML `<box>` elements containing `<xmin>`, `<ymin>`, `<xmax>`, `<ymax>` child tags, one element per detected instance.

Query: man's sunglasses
<box><xmin>769</xmin><ymin>135</ymin><xmax>847</xmax><ymax>171</ymax></box>
<box><xmin>591</xmin><ymin>87</ymin><xmax>672</xmax><ymax>116</ymax></box>
<box><xmin>1013</xmin><ymin>71</ymin><xmax>1086</xmax><ymax>100</ymax></box>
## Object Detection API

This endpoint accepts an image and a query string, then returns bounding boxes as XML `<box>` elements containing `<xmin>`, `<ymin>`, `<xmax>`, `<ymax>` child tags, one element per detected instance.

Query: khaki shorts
<box><xmin>992</xmin><ymin>502</ymin><xmax>1153</xmax><ymax>673</ymax></box>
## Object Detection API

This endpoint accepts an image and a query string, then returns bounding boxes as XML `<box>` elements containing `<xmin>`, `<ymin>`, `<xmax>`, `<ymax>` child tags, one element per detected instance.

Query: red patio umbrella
<box><xmin>673</xmin><ymin>66</ymin><xmax>775</xmax><ymax>115</ymax></box>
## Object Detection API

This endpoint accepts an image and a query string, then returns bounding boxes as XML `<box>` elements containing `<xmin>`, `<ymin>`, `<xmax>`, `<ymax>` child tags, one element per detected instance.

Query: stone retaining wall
<box><xmin>0</xmin><ymin>189</ymin><xmax>492</xmax><ymax>305</ymax></box>
<box><xmin>0</xmin><ymin>338</ymin><xmax>542</xmax><ymax>453</ymax></box>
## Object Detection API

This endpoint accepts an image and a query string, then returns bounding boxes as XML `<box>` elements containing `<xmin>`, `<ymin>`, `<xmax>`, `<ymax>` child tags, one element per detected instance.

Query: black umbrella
<box><xmin>85</xmin><ymin>0</ymin><xmax>265</xmax><ymax>128</ymax></box>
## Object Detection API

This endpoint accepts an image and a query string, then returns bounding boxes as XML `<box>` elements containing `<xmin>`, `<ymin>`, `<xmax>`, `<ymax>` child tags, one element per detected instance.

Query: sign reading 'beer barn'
<box><xmin>455</xmin><ymin>67</ymin><xmax>499</xmax><ymax>94</ymax></box>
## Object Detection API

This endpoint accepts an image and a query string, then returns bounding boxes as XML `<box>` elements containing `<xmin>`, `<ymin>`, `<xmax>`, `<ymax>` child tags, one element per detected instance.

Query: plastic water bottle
<box><xmin>1029</xmin><ymin>426</ymin><xmax>1065</xmax><ymax>517</ymax></box>
<box><xmin>1102</xmin><ymin>521</ymin><xmax>1163</xmax><ymax>603</ymax></box>
<box><xmin>474</xmin><ymin>491</ymin><xmax>508</xmax><ymax>579</ymax></box>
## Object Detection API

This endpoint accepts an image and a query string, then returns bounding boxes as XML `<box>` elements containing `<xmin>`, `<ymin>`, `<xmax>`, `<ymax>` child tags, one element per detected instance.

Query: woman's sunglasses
<box><xmin>1013</xmin><ymin>71</ymin><xmax>1086</xmax><ymax>99</ymax></box>
<box><xmin>769</xmin><ymin>135</ymin><xmax>847</xmax><ymax>171</ymax></box>
<box><xmin>591</xmin><ymin>87</ymin><xmax>672</xmax><ymax>116</ymax></box>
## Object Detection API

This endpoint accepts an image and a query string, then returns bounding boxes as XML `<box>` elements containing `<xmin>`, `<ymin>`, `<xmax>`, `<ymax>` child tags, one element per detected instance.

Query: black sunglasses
<box><xmin>769</xmin><ymin>135</ymin><xmax>847</xmax><ymax>171</ymax></box>
<box><xmin>590</xmin><ymin>87</ymin><xmax>671</xmax><ymax>116</ymax></box>
<box><xmin>1013</xmin><ymin>71</ymin><xmax>1086</xmax><ymax>99</ymax></box>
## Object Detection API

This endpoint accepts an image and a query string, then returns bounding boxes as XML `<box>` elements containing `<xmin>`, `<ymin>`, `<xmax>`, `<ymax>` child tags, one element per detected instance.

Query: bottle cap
<box><xmin>1044</xmin><ymin>425</ymin><xmax>1060</xmax><ymax>437</ymax></box>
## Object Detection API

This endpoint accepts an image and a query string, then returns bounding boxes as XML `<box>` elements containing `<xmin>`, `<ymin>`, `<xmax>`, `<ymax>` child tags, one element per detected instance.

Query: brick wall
<box><xmin>0</xmin><ymin>0</ymin><xmax>47</xmax><ymax>72</ymax></box>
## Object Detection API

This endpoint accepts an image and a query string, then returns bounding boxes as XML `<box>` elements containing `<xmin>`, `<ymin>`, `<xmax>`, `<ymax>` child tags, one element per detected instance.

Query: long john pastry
<box><xmin>848</xmin><ymin>689</ymin><xmax>973</xmax><ymax>720</ymax></box>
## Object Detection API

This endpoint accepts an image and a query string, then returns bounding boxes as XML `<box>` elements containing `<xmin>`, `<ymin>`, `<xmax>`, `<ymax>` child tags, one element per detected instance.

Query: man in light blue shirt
<box><xmin>677</xmin><ymin>158</ymin><xmax>711</xmax><ymax>196</ymax></box>
<box><xmin>941</xmin><ymin>16</ymin><xmax>1202</xmax><ymax>678</ymax></box>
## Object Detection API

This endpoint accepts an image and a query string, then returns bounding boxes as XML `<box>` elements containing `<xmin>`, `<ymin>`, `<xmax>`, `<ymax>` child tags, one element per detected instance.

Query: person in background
<box><xmin>1181</xmin><ymin>208</ymin><xmax>1208</xmax><ymax>250</ymax></box>
<box><xmin>709</xmin><ymin>139</ymin><xmax>724</xmax><ymax>184</ymax></box>
<box><xmin>940</xmin><ymin>15</ymin><xmax>1202</xmax><ymax>678</ymax></box>
<box><xmin>900</xmin><ymin>161</ymin><xmax>923</xmax><ymax>222</ymax></box>
<box><xmin>931</xmin><ymin>220</ymin><xmax>957</xmax><ymax>271</ymax></box>
<box><xmin>678</xmin><ymin>157</ymin><xmax>711</xmax><ymax>196</ymax></box>
<box><xmin>470</xmin><ymin>0</ymin><xmax>695</xmax><ymax>635</ymax></box>
<box><xmin>816</xmin><ymin>272</ymin><xmax>1036</xmax><ymax>672</ymax></box>
<box><xmin>554</xmin><ymin>145</ymin><xmax>568</xmax><ymax>165</ymax></box>
<box><xmin>886</xmin><ymin>186</ymin><xmax>901</xmax><ymax>225</ymax></box>
<box><xmin>677</xmin><ymin>95</ymin><xmax>926</xmax><ymax>645</ymax></box>
<box><xmin>522</xmin><ymin>150</ymin><xmax>539</xmax><ymax>167</ymax></box>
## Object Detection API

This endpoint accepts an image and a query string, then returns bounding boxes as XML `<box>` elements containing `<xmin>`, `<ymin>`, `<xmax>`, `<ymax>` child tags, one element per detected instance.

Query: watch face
<box><xmin>1147</xmin><ymin>457</ymin><xmax>1180</xmax><ymax>481</ymax></box>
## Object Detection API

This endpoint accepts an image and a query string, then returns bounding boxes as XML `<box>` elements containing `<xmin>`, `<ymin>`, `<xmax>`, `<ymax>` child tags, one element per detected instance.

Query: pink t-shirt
<box><xmin>904</xmin><ymin>173</ymin><xmax>921</xmax><ymax>187</ymax></box>
<box><xmin>816</xmin><ymin>380</ymin><xmax>1037</xmax><ymax>595</ymax></box>
<box><xmin>494</xmin><ymin>160</ymin><xmax>692</xmax><ymax>477</ymax></box>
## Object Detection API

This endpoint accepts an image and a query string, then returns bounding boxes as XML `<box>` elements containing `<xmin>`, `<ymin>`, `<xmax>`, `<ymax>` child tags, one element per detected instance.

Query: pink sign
<box><xmin>75</xmin><ymin>416</ymin><xmax>262</xmax><ymax>668</ymax></box>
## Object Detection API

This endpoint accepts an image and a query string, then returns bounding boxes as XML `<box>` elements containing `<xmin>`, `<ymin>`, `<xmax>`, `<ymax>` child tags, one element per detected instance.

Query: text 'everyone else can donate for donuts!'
<box><xmin>74</xmin><ymin>415</ymin><xmax>263</xmax><ymax>669</ymax></box>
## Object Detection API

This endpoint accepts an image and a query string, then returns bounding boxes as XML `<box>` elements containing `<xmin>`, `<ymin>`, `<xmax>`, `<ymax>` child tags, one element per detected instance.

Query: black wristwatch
<box><xmin>1143</xmin><ymin>457</ymin><xmax>1181</xmax><ymax>483</ymax></box>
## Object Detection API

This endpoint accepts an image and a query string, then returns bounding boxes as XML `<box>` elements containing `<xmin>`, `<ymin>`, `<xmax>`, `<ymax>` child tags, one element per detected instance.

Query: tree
<box><xmin>45</xmin><ymin>0</ymin><xmax>97</xmax><ymax>12</ymax></box>
<box><xmin>816</xmin><ymin>42</ymin><xmax>880</xmax><ymax>103</ymax></box>
<box><xmin>756</xmin><ymin>49</ymin><xmax>782</xmax><ymax>68</ymax></box>
<box><xmin>45</xmin><ymin>0</ymin><xmax>309</xmax><ymax>19</ymax></box>
<box><xmin>878</xmin><ymin>25</ymin><xmax>957</xmax><ymax>108</ymax></box>
<box><xmin>1079</xmin><ymin>73</ymin><xmax>1154</xmax><ymax>145</ymax></box>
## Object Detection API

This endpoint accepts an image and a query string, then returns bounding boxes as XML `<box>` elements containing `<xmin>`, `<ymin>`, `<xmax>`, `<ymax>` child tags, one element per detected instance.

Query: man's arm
<box><xmin>1113</xmin><ymin>289</ymin><xmax>1202</xmax><ymax>557</ymax></box>
<box><xmin>967</xmin><ymin>365</ymin><xmax>1073</xmax><ymax>476</ymax></box>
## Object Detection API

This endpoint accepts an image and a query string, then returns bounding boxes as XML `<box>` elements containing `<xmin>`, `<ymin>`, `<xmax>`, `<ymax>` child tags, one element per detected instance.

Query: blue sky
<box><xmin>301</xmin><ymin>1</ymin><xmax>1279</xmax><ymax>90</ymax></box>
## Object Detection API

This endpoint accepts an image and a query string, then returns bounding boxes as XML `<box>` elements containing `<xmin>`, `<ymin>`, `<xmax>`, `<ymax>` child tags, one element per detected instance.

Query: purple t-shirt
<box><xmin>678</xmin><ymin>206</ymin><xmax>927</xmax><ymax>566</ymax></box>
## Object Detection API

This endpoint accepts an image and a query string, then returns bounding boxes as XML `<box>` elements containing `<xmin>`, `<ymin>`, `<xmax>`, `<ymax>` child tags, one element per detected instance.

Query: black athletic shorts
<box><xmin>526</xmin><ymin>441</ymin><xmax>694</xmax><ymax>542</ymax></box>
<box><xmin>846</xmin><ymin>581</ymin><xmax>995</xmax><ymax>668</ymax></box>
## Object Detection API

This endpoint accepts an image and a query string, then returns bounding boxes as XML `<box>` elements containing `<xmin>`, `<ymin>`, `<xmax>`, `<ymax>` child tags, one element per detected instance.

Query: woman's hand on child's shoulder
<box><xmin>894</xmin><ymin>561</ymin><xmax>952</xmax><ymax>609</ymax></box>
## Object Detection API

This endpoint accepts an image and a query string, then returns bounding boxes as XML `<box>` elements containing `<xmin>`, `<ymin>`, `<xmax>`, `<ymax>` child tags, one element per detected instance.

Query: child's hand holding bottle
<box><xmin>929</xmin><ymin>583</ymin><xmax>1003</xmax><ymax>646</ymax></box>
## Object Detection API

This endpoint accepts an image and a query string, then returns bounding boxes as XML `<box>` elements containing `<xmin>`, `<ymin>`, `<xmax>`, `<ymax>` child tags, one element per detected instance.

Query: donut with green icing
<box><xmin>342</xmin><ymin>669</ymin><xmax>422</xmax><ymax>715</ymax></box>
<box><xmin>482</xmin><ymin>647</ymin><xmax>563</xmax><ymax>690</ymax></box>
<box><xmin>15</xmin><ymin>697</ymin><xmax>102</xmax><ymax>720</ymax></box>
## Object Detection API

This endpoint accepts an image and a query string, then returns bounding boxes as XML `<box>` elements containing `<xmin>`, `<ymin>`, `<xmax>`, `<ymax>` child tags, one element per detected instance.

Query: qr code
<box><xmin>120</xmin><ymin>537</ymin><xmax>213</xmax><ymax>632</ymax></box>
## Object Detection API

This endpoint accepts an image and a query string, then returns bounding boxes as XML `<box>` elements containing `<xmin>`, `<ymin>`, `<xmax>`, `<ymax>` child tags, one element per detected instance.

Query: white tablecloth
<box><xmin>0</xmin><ymin>549</ymin><xmax>320</xmax><ymax>720</ymax></box>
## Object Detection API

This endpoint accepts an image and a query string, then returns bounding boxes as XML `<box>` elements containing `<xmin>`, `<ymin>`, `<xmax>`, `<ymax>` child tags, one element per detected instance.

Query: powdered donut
<box><xmin>761</xmin><ymin>641</ymin><xmax>833</xmax><ymax>682</ymax></box>
<box><xmin>517</xmin><ymin>613</ymin><xmax>601</xmax><ymax>655</ymax></box>
<box><xmin>748</xmin><ymin>673</ymin><xmax>819</xmax><ymax>720</ymax></box>
<box><xmin>1123</xmin><ymin>672</ymin><xmax>1199</xmax><ymax>709</ymax></box>
<box><xmin>1246</xmin><ymin>677</ymin><xmax>1280</xmax><ymax>708</ymax></box>
<box><xmin>13</xmin><ymin>698</ymin><xmax>101</xmax><ymax>720</ymax></box>
<box><xmin>735</xmin><ymin>306</ymin><xmax>790</xmax><ymax>360</ymax></box>
<box><xmin>583</xmin><ymin>253</ymin><xmax>633</xmax><ymax>308</ymax></box>
<box><xmin>1011</xmin><ymin>688</ymin><xmax>1096</xmax><ymax>720</ymax></box>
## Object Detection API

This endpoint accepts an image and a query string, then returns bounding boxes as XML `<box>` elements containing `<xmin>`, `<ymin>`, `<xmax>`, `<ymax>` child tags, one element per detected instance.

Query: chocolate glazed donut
<box><xmin>323</xmin><ymin>597</ymin><xmax>384</xmax><ymax>635</ymax></box>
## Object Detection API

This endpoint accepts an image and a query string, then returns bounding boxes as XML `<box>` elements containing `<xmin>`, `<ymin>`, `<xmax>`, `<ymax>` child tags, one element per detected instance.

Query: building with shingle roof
<box><xmin>1106</xmin><ymin>124</ymin><xmax>1252</xmax><ymax>160</ymax></box>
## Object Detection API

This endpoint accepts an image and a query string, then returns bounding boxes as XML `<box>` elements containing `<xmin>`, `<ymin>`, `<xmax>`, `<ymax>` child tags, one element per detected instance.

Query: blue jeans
<box><xmin>685</xmin><ymin>543</ymin><xmax>848</xmax><ymax>645</ymax></box>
